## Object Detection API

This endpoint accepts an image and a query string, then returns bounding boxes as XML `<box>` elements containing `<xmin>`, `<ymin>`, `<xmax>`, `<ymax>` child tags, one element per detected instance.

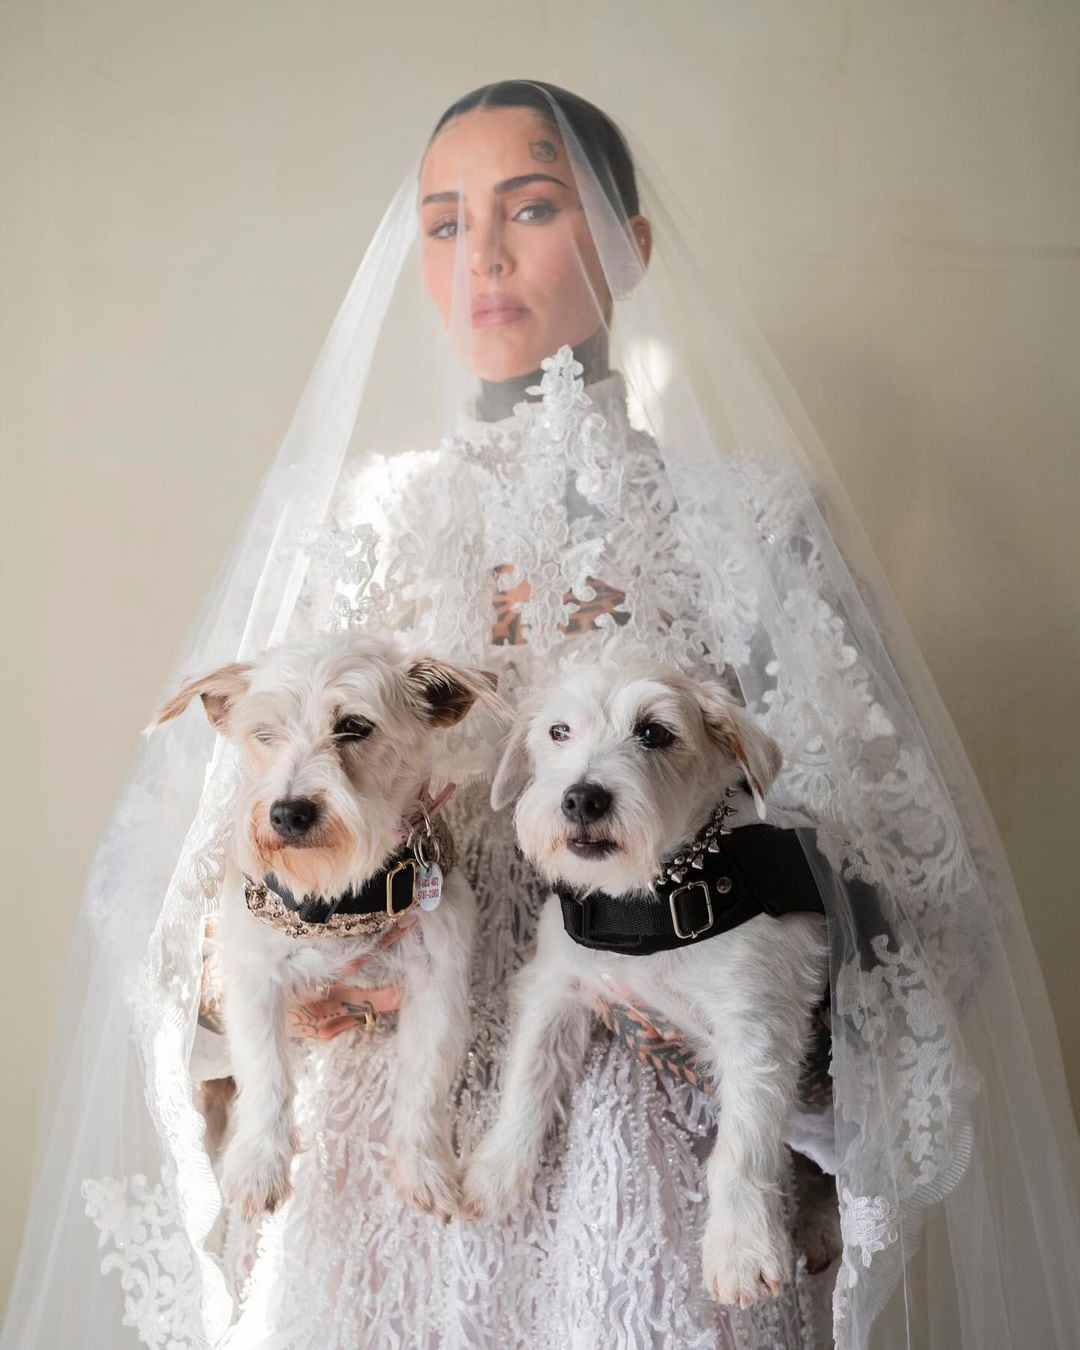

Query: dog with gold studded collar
<box><xmin>463</xmin><ymin>648</ymin><xmax>828</xmax><ymax>1309</ymax></box>
<box><xmin>154</xmin><ymin>632</ymin><xmax>497</xmax><ymax>1221</ymax></box>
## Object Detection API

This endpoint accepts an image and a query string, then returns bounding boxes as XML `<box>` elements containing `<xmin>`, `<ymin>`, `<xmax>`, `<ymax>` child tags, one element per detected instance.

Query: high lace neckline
<box><xmin>457</xmin><ymin>367</ymin><xmax>631</xmax><ymax>441</ymax></box>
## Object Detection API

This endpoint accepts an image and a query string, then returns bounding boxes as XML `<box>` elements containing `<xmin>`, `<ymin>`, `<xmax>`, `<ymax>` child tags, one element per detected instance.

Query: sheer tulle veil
<box><xmin>3</xmin><ymin>79</ymin><xmax>1078</xmax><ymax>1350</ymax></box>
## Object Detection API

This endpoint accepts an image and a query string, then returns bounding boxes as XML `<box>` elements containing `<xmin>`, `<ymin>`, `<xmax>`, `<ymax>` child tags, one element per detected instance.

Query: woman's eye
<box><xmin>635</xmin><ymin>721</ymin><xmax>675</xmax><ymax>750</ymax></box>
<box><xmin>334</xmin><ymin>715</ymin><xmax>374</xmax><ymax>741</ymax></box>
<box><xmin>514</xmin><ymin>201</ymin><xmax>559</xmax><ymax>224</ymax></box>
<box><xmin>549</xmin><ymin>723</ymin><xmax>571</xmax><ymax>743</ymax></box>
<box><xmin>429</xmin><ymin>219</ymin><xmax>459</xmax><ymax>239</ymax></box>
<box><xmin>252</xmin><ymin>726</ymin><xmax>276</xmax><ymax>746</ymax></box>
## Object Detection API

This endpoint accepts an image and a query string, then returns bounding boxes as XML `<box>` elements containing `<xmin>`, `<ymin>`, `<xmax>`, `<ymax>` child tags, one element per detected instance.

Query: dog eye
<box><xmin>251</xmin><ymin>725</ymin><xmax>276</xmax><ymax>746</ymax></box>
<box><xmin>635</xmin><ymin>721</ymin><xmax>675</xmax><ymax>750</ymax></box>
<box><xmin>334</xmin><ymin>715</ymin><xmax>374</xmax><ymax>741</ymax></box>
<box><xmin>549</xmin><ymin>723</ymin><xmax>571</xmax><ymax>743</ymax></box>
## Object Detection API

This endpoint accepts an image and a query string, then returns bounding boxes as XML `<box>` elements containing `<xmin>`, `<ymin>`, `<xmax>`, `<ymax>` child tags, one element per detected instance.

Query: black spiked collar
<box><xmin>555</xmin><ymin>791</ymin><xmax>825</xmax><ymax>956</ymax></box>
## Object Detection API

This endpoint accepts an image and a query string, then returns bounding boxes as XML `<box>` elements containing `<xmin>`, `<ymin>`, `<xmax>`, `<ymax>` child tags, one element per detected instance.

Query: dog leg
<box><xmin>388</xmin><ymin>880</ymin><xmax>475</xmax><ymax>1220</ymax></box>
<box><xmin>698</xmin><ymin>921</ymin><xmax>824</xmax><ymax>1307</ymax></box>
<box><xmin>699</xmin><ymin>1022</ymin><xmax>799</xmax><ymax>1306</ymax></box>
<box><xmin>463</xmin><ymin>899</ymin><xmax>591</xmax><ymax>1220</ymax></box>
<box><xmin>220</xmin><ymin>942</ymin><xmax>299</xmax><ymax>1221</ymax></box>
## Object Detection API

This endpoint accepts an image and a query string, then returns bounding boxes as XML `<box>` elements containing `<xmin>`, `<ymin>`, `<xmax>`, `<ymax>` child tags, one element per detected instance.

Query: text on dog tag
<box><xmin>416</xmin><ymin>863</ymin><xmax>444</xmax><ymax>911</ymax></box>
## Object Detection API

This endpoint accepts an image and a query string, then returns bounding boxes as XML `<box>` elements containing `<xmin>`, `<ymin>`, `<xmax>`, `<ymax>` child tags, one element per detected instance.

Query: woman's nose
<box><xmin>470</xmin><ymin>219</ymin><xmax>513</xmax><ymax>279</ymax></box>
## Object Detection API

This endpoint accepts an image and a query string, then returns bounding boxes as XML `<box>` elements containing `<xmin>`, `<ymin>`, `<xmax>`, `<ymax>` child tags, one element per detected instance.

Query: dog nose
<box><xmin>561</xmin><ymin>781</ymin><xmax>612</xmax><ymax>824</ymax></box>
<box><xmin>269</xmin><ymin>797</ymin><xmax>319</xmax><ymax>840</ymax></box>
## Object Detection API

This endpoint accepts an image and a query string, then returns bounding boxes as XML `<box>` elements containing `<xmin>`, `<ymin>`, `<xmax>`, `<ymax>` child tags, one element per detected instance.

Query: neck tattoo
<box><xmin>477</xmin><ymin>328</ymin><xmax>611</xmax><ymax>423</ymax></box>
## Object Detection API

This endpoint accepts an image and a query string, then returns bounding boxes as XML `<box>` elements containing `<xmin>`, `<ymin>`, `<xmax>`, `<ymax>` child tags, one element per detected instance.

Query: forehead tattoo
<box><xmin>529</xmin><ymin>139</ymin><xmax>559</xmax><ymax>163</ymax></box>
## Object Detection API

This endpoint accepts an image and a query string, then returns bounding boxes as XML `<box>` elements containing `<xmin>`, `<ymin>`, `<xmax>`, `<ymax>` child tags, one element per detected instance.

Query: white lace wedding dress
<box><xmin>84</xmin><ymin>355</ymin><xmax>841</xmax><ymax>1349</ymax></box>
<box><xmin>79</xmin><ymin>348</ymin><xmax>1074</xmax><ymax>1350</ymax></box>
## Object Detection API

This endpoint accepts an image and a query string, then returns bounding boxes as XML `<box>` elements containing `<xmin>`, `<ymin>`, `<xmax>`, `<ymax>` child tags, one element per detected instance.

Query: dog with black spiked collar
<box><xmin>463</xmin><ymin>649</ymin><xmax>828</xmax><ymax>1309</ymax></box>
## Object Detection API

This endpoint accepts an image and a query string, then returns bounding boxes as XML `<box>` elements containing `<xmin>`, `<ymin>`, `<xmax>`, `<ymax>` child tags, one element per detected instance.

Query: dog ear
<box><xmin>490</xmin><ymin>718</ymin><xmax>532</xmax><ymax>811</ymax></box>
<box><xmin>149</xmin><ymin>662</ymin><xmax>253</xmax><ymax>733</ymax></box>
<box><xmin>405</xmin><ymin>658</ymin><xmax>501</xmax><ymax>728</ymax></box>
<box><xmin>696</xmin><ymin>684</ymin><xmax>782</xmax><ymax>819</ymax></box>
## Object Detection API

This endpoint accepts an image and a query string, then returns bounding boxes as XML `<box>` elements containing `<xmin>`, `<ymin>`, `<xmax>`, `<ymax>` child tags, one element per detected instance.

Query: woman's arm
<box><xmin>195</xmin><ymin>924</ymin><xmax>405</xmax><ymax>1080</ymax></box>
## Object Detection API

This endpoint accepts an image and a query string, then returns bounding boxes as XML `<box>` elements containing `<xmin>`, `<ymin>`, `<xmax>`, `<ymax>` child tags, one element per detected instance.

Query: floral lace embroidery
<box><xmin>85</xmin><ymin>345</ymin><xmax>991</xmax><ymax>1349</ymax></box>
<box><xmin>82</xmin><ymin>1170</ymin><xmax>203</xmax><ymax>1350</ymax></box>
<box><xmin>838</xmin><ymin>1190</ymin><xmax>898</xmax><ymax>1269</ymax></box>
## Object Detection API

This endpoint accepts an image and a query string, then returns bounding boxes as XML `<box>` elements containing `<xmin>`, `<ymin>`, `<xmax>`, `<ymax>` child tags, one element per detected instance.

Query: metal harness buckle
<box><xmin>668</xmin><ymin>880</ymin><xmax>714</xmax><ymax>941</ymax></box>
<box><xmin>384</xmin><ymin>857</ymin><xmax>419</xmax><ymax>917</ymax></box>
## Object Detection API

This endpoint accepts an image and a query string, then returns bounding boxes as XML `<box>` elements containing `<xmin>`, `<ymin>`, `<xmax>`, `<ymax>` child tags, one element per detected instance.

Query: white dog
<box><xmin>155</xmin><ymin>632</ymin><xmax>497</xmax><ymax>1222</ymax></box>
<box><xmin>463</xmin><ymin>652</ymin><xmax>829</xmax><ymax>1308</ymax></box>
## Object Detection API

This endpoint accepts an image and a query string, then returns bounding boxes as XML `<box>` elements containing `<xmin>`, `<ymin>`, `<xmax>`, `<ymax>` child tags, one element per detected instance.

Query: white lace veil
<box><xmin>4</xmin><ymin>80</ymin><xmax>1078</xmax><ymax>1350</ymax></box>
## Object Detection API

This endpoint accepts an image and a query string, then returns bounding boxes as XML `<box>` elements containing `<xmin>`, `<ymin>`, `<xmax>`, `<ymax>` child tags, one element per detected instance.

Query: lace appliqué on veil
<box><xmin>726</xmin><ymin>428</ymin><xmax>988</xmax><ymax>1335</ymax></box>
<box><xmin>82</xmin><ymin>1169</ymin><xmax>203</xmax><ymax>1350</ymax></box>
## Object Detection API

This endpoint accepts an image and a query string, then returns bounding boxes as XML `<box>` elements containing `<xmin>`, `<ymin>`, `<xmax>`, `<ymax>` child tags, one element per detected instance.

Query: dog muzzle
<box><xmin>555</xmin><ymin>792</ymin><xmax>825</xmax><ymax>956</ymax></box>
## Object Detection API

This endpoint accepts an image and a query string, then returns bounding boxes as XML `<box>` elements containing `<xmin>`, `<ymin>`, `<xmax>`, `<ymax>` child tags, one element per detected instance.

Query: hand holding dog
<box><xmin>201</xmin><ymin>930</ymin><xmax>412</xmax><ymax>1041</ymax></box>
<box><xmin>287</xmin><ymin>919</ymin><xmax>416</xmax><ymax>1039</ymax></box>
<box><xmin>287</xmin><ymin>964</ymin><xmax>404</xmax><ymax>1040</ymax></box>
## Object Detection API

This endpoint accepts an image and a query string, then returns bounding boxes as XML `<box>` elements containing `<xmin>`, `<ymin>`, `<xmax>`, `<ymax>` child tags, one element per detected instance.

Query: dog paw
<box><xmin>702</xmin><ymin>1209</ymin><xmax>793</xmax><ymax>1308</ymax></box>
<box><xmin>221</xmin><ymin>1142</ymin><xmax>294</xmax><ymax>1222</ymax></box>
<box><xmin>461</xmin><ymin>1133</ymin><xmax>532</xmax><ymax>1221</ymax></box>
<box><xmin>389</xmin><ymin>1143</ymin><xmax>462</xmax><ymax>1221</ymax></box>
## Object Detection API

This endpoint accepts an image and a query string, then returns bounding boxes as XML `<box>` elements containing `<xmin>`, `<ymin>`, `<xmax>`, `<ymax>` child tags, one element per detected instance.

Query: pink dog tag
<box><xmin>416</xmin><ymin>863</ymin><xmax>444</xmax><ymax>911</ymax></box>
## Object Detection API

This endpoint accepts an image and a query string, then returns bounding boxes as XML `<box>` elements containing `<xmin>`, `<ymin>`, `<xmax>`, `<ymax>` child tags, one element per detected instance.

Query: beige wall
<box><xmin>3</xmin><ymin>0</ymin><xmax>1078</xmax><ymax>1313</ymax></box>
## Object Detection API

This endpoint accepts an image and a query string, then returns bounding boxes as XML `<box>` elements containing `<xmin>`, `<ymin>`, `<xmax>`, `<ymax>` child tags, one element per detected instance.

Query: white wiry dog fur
<box><xmin>463</xmin><ymin>650</ymin><xmax>828</xmax><ymax>1308</ymax></box>
<box><xmin>155</xmin><ymin>632</ymin><xmax>496</xmax><ymax>1221</ymax></box>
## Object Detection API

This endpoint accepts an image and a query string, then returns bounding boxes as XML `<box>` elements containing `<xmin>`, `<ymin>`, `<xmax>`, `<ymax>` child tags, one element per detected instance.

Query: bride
<box><xmin>4</xmin><ymin>80</ymin><xmax>1078</xmax><ymax>1350</ymax></box>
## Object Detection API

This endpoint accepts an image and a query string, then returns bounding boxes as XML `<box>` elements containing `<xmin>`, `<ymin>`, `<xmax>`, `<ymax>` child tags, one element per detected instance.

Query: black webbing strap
<box><xmin>556</xmin><ymin>824</ymin><xmax>825</xmax><ymax>956</ymax></box>
<box><xmin>259</xmin><ymin>855</ymin><xmax>418</xmax><ymax>924</ymax></box>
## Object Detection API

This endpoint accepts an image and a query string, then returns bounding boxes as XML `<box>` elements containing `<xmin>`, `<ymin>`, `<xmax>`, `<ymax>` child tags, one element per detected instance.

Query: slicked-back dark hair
<box><xmin>429</xmin><ymin>80</ymin><xmax>640</xmax><ymax>221</ymax></box>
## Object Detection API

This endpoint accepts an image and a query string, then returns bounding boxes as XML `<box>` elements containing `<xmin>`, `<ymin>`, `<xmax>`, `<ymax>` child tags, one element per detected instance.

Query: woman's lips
<box><xmin>471</xmin><ymin>298</ymin><xmax>530</xmax><ymax>329</ymax></box>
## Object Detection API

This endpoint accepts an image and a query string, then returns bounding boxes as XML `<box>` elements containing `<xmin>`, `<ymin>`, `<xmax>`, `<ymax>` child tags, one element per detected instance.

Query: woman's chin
<box><xmin>472</xmin><ymin>352</ymin><xmax>543</xmax><ymax>383</ymax></box>
<box><xmin>462</xmin><ymin>330</ymin><xmax>546</xmax><ymax>384</ymax></box>
<box><xmin>465</xmin><ymin>324</ymin><xmax>603</xmax><ymax>384</ymax></box>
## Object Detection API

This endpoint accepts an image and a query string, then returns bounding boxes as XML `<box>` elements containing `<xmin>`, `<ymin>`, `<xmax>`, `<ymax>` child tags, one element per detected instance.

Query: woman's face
<box><xmin>419</xmin><ymin>107</ymin><xmax>645</xmax><ymax>382</ymax></box>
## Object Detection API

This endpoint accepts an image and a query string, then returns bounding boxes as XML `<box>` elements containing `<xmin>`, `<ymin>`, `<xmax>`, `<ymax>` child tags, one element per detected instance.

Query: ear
<box><xmin>627</xmin><ymin>213</ymin><xmax>652</xmax><ymax>268</ymax></box>
<box><xmin>149</xmin><ymin>662</ymin><xmax>253</xmax><ymax>733</ymax></box>
<box><xmin>405</xmin><ymin>657</ymin><xmax>501</xmax><ymax>728</ymax></box>
<box><xmin>696</xmin><ymin>684</ymin><xmax>782</xmax><ymax>819</ymax></box>
<box><xmin>490</xmin><ymin>717</ymin><xmax>532</xmax><ymax>812</ymax></box>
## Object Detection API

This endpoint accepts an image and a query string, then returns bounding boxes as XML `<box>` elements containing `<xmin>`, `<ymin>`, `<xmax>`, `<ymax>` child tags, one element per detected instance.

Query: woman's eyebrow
<box><xmin>420</xmin><ymin>173</ymin><xmax>572</xmax><ymax>207</ymax></box>
<box><xmin>494</xmin><ymin>173</ymin><xmax>571</xmax><ymax>194</ymax></box>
